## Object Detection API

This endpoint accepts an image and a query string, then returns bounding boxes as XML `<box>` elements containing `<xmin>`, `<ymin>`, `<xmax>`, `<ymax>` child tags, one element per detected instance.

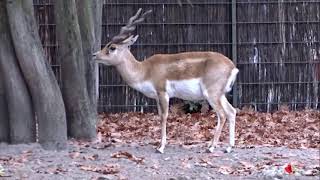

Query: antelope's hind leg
<box><xmin>156</xmin><ymin>92</ymin><xmax>169</xmax><ymax>154</ymax></box>
<box><xmin>206</xmin><ymin>96</ymin><xmax>227</xmax><ymax>153</ymax></box>
<box><xmin>220</xmin><ymin>95</ymin><xmax>236</xmax><ymax>153</ymax></box>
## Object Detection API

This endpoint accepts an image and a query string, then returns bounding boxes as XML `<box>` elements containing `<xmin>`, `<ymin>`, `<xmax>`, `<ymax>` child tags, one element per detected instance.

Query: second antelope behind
<box><xmin>93</xmin><ymin>9</ymin><xmax>239</xmax><ymax>154</ymax></box>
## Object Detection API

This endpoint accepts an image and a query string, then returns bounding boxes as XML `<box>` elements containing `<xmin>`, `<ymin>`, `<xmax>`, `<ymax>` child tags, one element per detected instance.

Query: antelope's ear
<box><xmin>121</xmin><ymin>35</ymin><xmax>139</xmax><ymax>46</ymax></box>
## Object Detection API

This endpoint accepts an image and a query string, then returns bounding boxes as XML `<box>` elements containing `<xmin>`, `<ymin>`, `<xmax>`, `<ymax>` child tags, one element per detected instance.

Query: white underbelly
<box><xmin>166</xmin><ymin>78</ymin><xmax>205</xmax><ymax>101</ymax></box>
<box><xmin>131</xmin><ymin>79</ymin><xmax>205</xmax><ymax>101</ymax></box>
<box><xmin>131</xmin><ymin>81</ymin><xmax>157</xmax><ymax>99</ymax></box>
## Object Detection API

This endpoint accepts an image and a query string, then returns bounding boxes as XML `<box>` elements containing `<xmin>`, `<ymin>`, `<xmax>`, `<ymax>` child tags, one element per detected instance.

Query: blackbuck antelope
<box><xmin>93</xmin><ymin>9</ymin><xmax>239</xmax><ymax>153</ymax></box>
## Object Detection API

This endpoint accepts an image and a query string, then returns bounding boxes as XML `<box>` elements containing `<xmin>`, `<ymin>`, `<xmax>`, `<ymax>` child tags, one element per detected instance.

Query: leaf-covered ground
<box><xmin>98</xmin><ymin>106</ymin><xmax>320</xmax><ymax>149</ymax></box>
<box><xmin>0</xmin><ymin>108</ymin><xmax>319</xmax><ymax>179</ymax></box>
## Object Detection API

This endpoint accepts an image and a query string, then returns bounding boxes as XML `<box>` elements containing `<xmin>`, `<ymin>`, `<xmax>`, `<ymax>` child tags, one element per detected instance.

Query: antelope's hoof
<box><xmin>156</xmin><ymin>147</ymin><xmax>165</xmax><ymax>154</ymax></box>
<box><xmin>207</xmin><ymin>146</ymin><xmax>215</xmax><ymax>153</ymax></box>
<box><xmin>224</xmin><ymin>146</ymin><xmax>233</xmax><ymax>153</ymax></box>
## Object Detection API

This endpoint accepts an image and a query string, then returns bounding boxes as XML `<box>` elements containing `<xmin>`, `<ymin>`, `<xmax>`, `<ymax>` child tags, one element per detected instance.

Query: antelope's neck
<box><xmin>115</xmin><ymin>51</ymin><xmax>146</xmax><ymax>85</ymax></box>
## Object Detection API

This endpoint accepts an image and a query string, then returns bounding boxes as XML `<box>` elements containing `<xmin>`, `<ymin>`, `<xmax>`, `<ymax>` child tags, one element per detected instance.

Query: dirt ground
<box><xmin>0</xmin><ymin>142</ymin><xmax>319</xmax><ymax>180</ymax></box>
<box><xmin>0</xmin><ymin>108</ymin><xmax>319</xmax><ymax>179</ymax></box>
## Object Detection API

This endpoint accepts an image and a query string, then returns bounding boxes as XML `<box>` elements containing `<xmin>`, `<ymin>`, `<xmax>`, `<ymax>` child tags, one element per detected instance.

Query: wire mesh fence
<box><xmin>33</xmin><ymin>0</ymin><xmax>320</xmax><ymax>113</ymax></box>
<box><xmin>33</xmin><ymin>0</ymin><xmax>61</xmax><ymax>86</ymax></box>
<box><xmin>236</xmin><ymin>0</ymin><xmax>319</xmax><ymax>111</ymax></box>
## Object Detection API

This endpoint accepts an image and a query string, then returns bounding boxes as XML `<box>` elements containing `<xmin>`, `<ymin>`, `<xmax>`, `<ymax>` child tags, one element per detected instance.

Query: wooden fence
<box><xmin>33</xmin><ymin>0</ymin><xmax>320</xmax><ymax>112</ymax></box>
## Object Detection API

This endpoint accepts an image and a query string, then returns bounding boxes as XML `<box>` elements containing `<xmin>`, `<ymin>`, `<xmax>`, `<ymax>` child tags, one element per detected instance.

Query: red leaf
<box><xmin>285</xmin><ymin>164</ymin><xmax>293</xmax><ymax>174</ymax></box>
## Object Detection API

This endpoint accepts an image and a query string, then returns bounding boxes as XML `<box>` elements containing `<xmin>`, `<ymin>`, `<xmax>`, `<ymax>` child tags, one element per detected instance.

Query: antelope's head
<box><xmin>93</xmin><ymin>8</ymin><xmax>152</xmax><ymax>66</ymax></box>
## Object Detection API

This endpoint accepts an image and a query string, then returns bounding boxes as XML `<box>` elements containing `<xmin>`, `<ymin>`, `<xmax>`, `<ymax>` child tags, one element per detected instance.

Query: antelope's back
<box><xmin>143</xmin><ymin>51</ymin><xmax>236</xmax><ymax>81</ymax></box>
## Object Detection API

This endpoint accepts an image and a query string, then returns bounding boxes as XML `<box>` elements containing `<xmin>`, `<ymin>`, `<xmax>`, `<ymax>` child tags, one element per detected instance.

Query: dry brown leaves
<box><xmin>78</xmin><ymin>164</ymin><xmax>120</xmax><ymax>175</ymax></box>
<box><xmin>35</xmin><ymin>165</ymin><xmax>68</xmax><ymax>175</ymax></box>
<box><xmin>111</xmin><ymin>151</ymin><xmax>144</xmax><ymax>164</ymax></box>
<box><xmin>0</xmin><ymin>150</ymin><xmax>33</xmax><ymax>167</ymax></box>
<box><xmin>97</xmin><ymin>106</ymin><xmax>320</xmax><ymax>149</ymax></box>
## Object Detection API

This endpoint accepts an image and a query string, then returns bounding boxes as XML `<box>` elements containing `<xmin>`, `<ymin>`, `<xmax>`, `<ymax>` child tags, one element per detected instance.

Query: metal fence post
<box><xmin>231</xmin><ymin>0</ymin><xmax>238</xmax><ymax>107</ymax></box>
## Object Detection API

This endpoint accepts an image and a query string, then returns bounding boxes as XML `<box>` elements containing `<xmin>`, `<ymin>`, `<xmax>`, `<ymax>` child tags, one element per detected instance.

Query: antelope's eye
<box><xmin>109</xmin><ymin>46</ymin><xmax>116</xmax><ymax>51</ymax></box>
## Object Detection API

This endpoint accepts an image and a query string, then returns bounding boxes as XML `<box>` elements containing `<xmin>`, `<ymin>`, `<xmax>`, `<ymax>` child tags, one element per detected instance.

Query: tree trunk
<box><xmin>55</xmin><ymin>0</ymin><xmax>96</xmax><ymax>139</ymax></box>
<box><xmin>92</xmin><ymin>0</ymin><xmax>103</xmax><ymax>53</ymax></box>
<box><xmin>76</xmin><ymin>0</ymin><xmax>97</xmax><ymax>108</ymax></box>
<box><xmin>75</xmin><ymin>0</ymin><xmax>103</xmax><ymax>128</ymax></box>
<box><xmin>0</xmin><ymin>0</ymin><xmax>35</xmax><ymax>144</ymax></box>
<box><xmin>0</xmin><ymin>69</ymin><xmax>9</xmax><ymax>143</ymax></box>
<box><xmin>92</xmin><ymin>0</ymin><xmax>103</xmax><ymax>104</ymax></box>
<box><xmin>0</xmin><ymin>1</ymin><xmax>10</xmax><ymax>143</ymax></box>
<box><xmin>6</xmin><ymin>0</ymin><xmax>67</xmax><ymax>150</ymax></box>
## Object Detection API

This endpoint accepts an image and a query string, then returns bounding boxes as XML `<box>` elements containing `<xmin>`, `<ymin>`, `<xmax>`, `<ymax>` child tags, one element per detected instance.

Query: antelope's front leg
<box><xmin>156</xmin><ymin>99</ymin><xmax>162</xmax><ymax>117</ymax></box>
<box><xmin>156</xmin><ymin>92</ymin><xmax>169</xmax><ymax>154</ymax></box>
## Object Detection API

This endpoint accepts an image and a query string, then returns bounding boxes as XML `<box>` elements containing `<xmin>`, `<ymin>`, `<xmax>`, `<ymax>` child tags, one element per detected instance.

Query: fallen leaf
<box><xmin>180</xmin><ymin>158</ymin><xmax>192</xmax><ymax>169</ymax></box>
<box><xmin>83</xmin><ymin>154</ymin><xmax>99</xmax><ymax>161</ymax></box>
<box><xmin>303</xmin><ymin>167</ymin><xmax>320</xmax><ymax>176</ymax></box>
<box><xmin>0</xmin><ymin>165</ymin><xmax>5</xmax><ymax>176</ymax></box>
<box><xmin>110</xmin><ymin>132</ymin><xmax>122</xmax><ymax>138</ymax></box>
<box><xmin>150</xmin><ymin>163</ymin><xmax>159</xmax><ymax>170</ymax></box>
<box><xmin>111</xmin><ymin>138</ymin><xmax>122</xmax><ymax>143</ymax></box>
<box><xmin>47</xmin><ymin>166</ymin><xmax>68</xmax><ymax>174</ymax></box>
<box><xmin>239</xmin><ymin>161</ymin><xmax>255</xmax><ymax>169</ymax></box>
<box><xmin>199</xmin><ymin>158</ymin><xmax>215</xmax><ymax>168</ymax></box>
<box><xmin>79</xmin><ymin>164</ymin><xmax>120</xmax><ymax>174</ymax></box>
<box><xmin>93</xmin><ymin>132</ymin><xmax>103</xmax><ymax>144</ymax></box>
<box><xmin>218</xmin><ymin>165</ymin><xmax>234</xmax><ymax>175</ymax></box>
<box><xmin>208</xmin><ymin>151</ymin><xmax>224</xmax><ymax>158</ymax></box>
<box><xmin>92</xmin><ymin>143</ymin><xmax>113</xmax><ymax>150</ymax></box>
<box><xmin>69</xmin><ymin>152</ymin><xmax>81</xmax><ymax>159</ymax></box>
<box><xmin>111</xmin><ymin>151</ymin><xmax>144</xmax><ymax>164</ymax></box>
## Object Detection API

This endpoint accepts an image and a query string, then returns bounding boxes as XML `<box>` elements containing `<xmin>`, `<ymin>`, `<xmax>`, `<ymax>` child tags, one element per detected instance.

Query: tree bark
<box><xmin>0</xmin><ymin>69</ymin><xmax>10</xmax><ymax>143</ymax></box>
<box><xmin>75</xmin><ymin>0</ymin><xmax>97</xmax><ymax>108</ymax></box>
<box><xmin>0</xmin><ymin>0</ymin><xmax>35</xmax><ymax>144</ymax></box>
<box><xmin>0</xmin><ymin>1</ymin><xmax>10</xmax><ymax>143</ymax></box>
<box><xmin>92</xmin><ymin>0</ymin><xmax>103</xmax><ymax>52</ymax></box>
<box><xmin>55</xmin><ymin>0</ymin><xmax>96</xmax><ymax>139</ymax></box>
<box><xmin>91</xmin><ymin>0</ymin><xmax>103</xmax><ymax>104</ymax></box>
<box><xmin>75</xmin><ymin>0</ymin><xmax>103</xmax><ymax>126</ymax></box>
<box><xmin>6</xmin><ymin>0</ymin><xmax>67</xmax><ymax>150</ymax></box>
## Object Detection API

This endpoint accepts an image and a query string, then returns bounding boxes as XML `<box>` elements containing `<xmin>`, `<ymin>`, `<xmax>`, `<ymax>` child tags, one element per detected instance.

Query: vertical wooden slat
<box><xmin>231</xmin><ymin>0</ymin><xmax>238</xmax><ymax>107</ymax></box>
